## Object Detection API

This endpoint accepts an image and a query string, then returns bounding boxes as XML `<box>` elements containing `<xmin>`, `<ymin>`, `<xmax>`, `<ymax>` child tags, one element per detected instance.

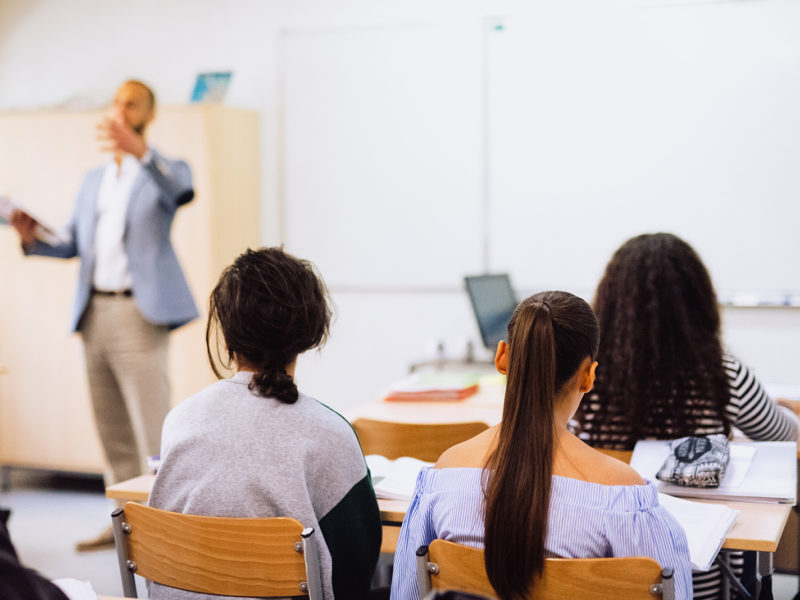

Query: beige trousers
<box><xmin>80</xmin><ymin>295</ymin><xmax>170</xmax><ymax>485</ymax></box>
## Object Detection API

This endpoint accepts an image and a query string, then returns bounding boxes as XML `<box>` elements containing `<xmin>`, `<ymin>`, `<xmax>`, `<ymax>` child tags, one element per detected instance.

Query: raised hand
<box><xmin>96</xmin><ymin>114</ymin><xmax>148</xmax><ymax>160</ymax></box>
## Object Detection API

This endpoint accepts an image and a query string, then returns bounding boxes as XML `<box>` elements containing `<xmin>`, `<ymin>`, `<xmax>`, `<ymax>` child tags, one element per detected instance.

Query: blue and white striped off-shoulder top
<box><xmin>390</xmin><ymin>467</ymin><xmax>692</xmax><ymax>600</ymax></box>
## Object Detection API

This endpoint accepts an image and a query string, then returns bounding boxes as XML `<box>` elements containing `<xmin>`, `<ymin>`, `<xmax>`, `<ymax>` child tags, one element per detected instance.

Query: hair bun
<box><xmin>251</xmin><ymin>369</ymin><xmax>299</xmax><ymax>404</ymax></box>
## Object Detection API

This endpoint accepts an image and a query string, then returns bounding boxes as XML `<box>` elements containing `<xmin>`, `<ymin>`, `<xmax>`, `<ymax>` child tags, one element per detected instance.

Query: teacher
<box><xmin>9</xmin><ymin>80</ymin><xmax>198</xmax><ymax>550</ymax></box>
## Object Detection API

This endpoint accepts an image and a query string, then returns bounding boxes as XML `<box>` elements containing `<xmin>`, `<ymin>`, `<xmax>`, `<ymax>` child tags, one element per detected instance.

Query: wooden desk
<box><xmin>106</xmin><ymin>474</ymin><xmax>153</xmax><ymax>503</ymax></box>
<box><xmin>106</xmin><ymin>474</ymin><xmax>791</xmax><ymax>553</ymax></box>
<box><xmin>107</xmin><ymin>474</ymin><xmax>407</xmax><ymax>554</ymax></box>
<box><xmin>107</xmin><ymin>474</ymin><xmax>408</xmax><ymax>526</ymax></box>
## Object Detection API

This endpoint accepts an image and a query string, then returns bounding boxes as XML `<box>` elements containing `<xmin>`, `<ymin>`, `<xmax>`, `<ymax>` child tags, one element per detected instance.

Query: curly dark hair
<box><xmin>573</xmin><ymin>233</ymin><xmax>731</xmax><ymax>447</ymax></box>
<box><xmin>205</xmin><ymin>247</ymin><xmax>331</xmax><ymax>404</ymax></box>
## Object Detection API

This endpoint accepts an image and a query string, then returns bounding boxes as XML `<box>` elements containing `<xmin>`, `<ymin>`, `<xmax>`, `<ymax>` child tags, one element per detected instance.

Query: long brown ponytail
<box><xmin>483</xmin><ymin>291</ymin><xmax>599</xmax><ymax>600</ymax></box>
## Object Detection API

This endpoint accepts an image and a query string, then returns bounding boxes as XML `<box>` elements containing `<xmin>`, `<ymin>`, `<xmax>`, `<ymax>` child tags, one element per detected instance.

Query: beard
<box><xmin>131</xmin><ymin>120</ymin><xmax>146</xmax><ymax>135</ymax></box>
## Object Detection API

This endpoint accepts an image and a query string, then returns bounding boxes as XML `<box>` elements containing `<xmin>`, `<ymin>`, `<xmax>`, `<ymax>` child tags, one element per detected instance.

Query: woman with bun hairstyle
<box><xmin>573</xmin><ymin>232</ymin><xmax>798</xmax><ymax>599</ymax></box>
<box><xmin>148</xmin><ymin>247</ymin><xmax>381</xmax><ymax>600</ymax></box>
<box><xmin>391</xmin><ymin>291</ymin><xmax>691</xmax><ymax>600</ymax></box>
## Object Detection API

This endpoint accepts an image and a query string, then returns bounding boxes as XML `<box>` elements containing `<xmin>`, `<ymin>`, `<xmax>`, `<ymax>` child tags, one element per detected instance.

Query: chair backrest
<box><xmin>352</xmin><ymin>418</ymin><xmax>489</xmax><ymax>462</ymax></box>
<box><xmin>416</xmin><ymin>540</ymin><xmax>674</xmax><ymax>600</ymax></box>
<box><xmin>111</xmin><ymin>502</ymin><xmax>323</xmax><ymax>599</ymax></box>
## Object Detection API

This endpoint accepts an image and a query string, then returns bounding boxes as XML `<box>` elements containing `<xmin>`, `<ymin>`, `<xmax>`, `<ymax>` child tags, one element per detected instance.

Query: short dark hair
<box><xmin>123</xmin><ymin>79</ymin><xmax>156</xmax><ymax>111</ymax></box>
<box><xmin>205</xmin><ymin>247</ymin><xmax>331</xmax><ymax>404</ymax></box>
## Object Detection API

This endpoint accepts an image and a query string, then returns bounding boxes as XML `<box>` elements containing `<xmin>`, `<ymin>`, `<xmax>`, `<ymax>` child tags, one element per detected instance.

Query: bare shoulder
<box><xmin>435</xmin><ymin>426</ymin><xmax>499</xmax><ymax>469</ymax></box>
<box><xmin>559</xmin><ymin>434</ymin><xmax>644</xmax><ymax>486</ymax></box>
<box><xmin>591</xmin><ymin>450</ymin><xmax>645</xmax><ymax>486</ymax></box>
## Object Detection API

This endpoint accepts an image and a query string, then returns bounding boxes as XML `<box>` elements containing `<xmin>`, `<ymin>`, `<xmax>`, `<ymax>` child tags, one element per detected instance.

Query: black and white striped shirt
<box><xmin>723</xmin><ymin>355</ymin><xmax>798</xmax><ymax>441</ymax></box>
<box><xmin>575</xmin><ymin>354</ymin><xmax>797</xmax><ymax>448</ymax></box>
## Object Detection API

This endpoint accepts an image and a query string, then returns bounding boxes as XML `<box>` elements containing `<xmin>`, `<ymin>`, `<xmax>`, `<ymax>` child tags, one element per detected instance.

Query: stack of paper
<box><xmin>366</xmin><ymin>454</ymin><xmax>432</xmax><ymax>500</ymax></box>
<box><xmin>657</xmin><ymin>493</ymin><xmax>738</xmax><ymax>571</ymax></box>
<box><xmin>383</xmin><ymin>372</ymin><xmax>480</xmax><ymax>402</ymax></box>
<box><xmin>0</xmin><ymin>196</ymin><xmax>68</xmax><ymax>245</ymax></box>
<box><xmin>631</xmin><ymin>440</ymin><xmax>797</xmax><ymax>503</ymax></box>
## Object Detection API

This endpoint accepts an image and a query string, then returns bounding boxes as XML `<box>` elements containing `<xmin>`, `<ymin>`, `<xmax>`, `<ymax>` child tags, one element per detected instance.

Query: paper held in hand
<box><xmin>631</xmin><ymin>440</ymin><xmax>797</xmax><ymax>503</ymax></box>
<box><xmin>0</xmin><ymin>196</ymin><xmax>70</xmax><ymax>245</ymax></box>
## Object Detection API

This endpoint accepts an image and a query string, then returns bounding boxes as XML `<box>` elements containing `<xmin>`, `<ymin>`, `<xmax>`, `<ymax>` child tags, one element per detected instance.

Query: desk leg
<box><xmin>756</xmin><ymin>551</ymin><xmax>774</xmax><ymax>600</ymax></box>
<box><xmin>720</xmin><ymin>552</ymin><xmax>730</xmax><ymax>600</ymax></box>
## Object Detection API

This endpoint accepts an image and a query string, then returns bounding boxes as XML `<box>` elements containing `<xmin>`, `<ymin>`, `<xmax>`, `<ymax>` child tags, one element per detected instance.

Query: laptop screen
<box><xmin>464</xmin><ymin>274</ymin><xmax>518</xmax><ymax>350</ymax></box>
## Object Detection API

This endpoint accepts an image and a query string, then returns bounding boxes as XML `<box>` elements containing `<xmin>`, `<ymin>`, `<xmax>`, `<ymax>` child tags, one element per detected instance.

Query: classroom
<box><xmin>1</xmin><ymin>0</ymin><xmax>799</xmax><ymax>599</ymax></box>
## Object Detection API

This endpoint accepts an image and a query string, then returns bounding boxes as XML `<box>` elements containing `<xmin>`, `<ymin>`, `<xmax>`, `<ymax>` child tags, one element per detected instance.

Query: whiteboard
<box><xmin>282</xmin><ymin>24</ymin><xmax>485</xmax><ymax>288</ymax></box>
<box><xmin>487</xmin><ymin>2</ymin><xmax>800</xmax><ymax>298</ymax></box>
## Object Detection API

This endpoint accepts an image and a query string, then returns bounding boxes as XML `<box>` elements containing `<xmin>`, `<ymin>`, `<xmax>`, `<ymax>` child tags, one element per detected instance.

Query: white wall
<box><xmin>1</xmin><ymin>0</ymin><xmax>797</xmax><ymax>412</ymax></box>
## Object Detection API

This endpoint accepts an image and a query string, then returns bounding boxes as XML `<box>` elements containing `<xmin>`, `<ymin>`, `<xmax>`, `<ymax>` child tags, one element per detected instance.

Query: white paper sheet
<box><xmin>366</xmin><ymin>454</ymin><xmax>432</xmax><ymax>501</ymax></box>
<box><xmin>658</xmin><ymin>493</ymin><xmax>738</xmax><ymax>571</ymax></box>
<box><xmin>52</xmin><ymin>578</ymin><xmax>98</xmax><ymax>600</ymax></box>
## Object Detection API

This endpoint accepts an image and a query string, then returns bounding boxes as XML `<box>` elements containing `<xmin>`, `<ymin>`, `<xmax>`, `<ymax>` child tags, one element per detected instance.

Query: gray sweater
<box><xmin>148</xmin><ymin>372</ymin><xmax>381</xmax><ymax>600</ymax></box>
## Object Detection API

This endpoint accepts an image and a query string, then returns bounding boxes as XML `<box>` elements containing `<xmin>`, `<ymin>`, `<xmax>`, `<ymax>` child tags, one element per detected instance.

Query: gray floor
<box><xmin>0</xmin><ymin>469</ymin><xmax>147</xmax><ymax>597</ymax></box>
<box><xmin>1</xmin><ymin>468</ymin><xmax>799</xmax><ymax>599</ymax></box>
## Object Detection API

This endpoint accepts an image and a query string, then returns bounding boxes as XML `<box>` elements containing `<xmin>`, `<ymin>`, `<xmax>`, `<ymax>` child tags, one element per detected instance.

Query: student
<box><xmin>147</xmin><ymin>247</ymin><xmax>382</xmax><ymax>600</ymax></box>
<box><xmin>572</xmin><ymin>232</ymin><xmax>798</xmax><ymax>599</ymax></box>
<box><xmin>573</xmin><ymin>232</ymin><xmax>798</xmax><ymax>447</ymax></box>
<box><xmin>390</xmin><ymin>291</ymin><xmax>691</xmax><ymax>600</ymax></box>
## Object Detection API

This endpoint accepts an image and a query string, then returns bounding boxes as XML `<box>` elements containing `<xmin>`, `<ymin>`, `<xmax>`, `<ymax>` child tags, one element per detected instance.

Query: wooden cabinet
<box><xmin>0</xmin><ymin>105</ymin><xmax>259</xmax><ymax>473</ymax></box>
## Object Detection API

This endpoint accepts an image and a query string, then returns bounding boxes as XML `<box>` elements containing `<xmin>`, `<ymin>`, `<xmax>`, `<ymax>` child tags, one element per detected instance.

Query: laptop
<box><xmin>464</xmin><ymin>274</ymin><xmax>518</xmax><ymax>351</ymax></box>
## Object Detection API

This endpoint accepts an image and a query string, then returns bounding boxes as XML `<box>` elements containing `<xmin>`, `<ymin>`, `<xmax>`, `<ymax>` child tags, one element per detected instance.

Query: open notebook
<box><xmin>366</xmin><ymin>454</ymin><xmax>432</xmax><ymax>500</ymax></box>
<box><xmin>657</xmin><ymin>493</ymin><xmax>737</xmax><ymax>571</ymax></box>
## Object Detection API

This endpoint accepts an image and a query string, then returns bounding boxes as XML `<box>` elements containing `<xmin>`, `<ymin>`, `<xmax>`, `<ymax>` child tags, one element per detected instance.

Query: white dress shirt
<box><xmin>93</xmin><ymin>154</ymin><xmax>142</xmax><ymax>291</ymax></box>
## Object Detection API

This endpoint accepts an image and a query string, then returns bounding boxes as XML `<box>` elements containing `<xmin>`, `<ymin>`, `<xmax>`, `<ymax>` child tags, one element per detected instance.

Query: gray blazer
<box><xmin>25</xmin><ymin>148</ymin><xmax>199</xmax><ymax>332</ymax></box>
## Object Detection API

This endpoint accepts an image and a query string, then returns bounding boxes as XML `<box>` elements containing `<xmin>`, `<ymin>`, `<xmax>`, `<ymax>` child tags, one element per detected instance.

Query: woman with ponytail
<box><xmin>148</xmin><ymin>247</ymin><xmax>381</xmax><ymax>600</ymax></box>
<box><xmin>390</xmin><ymin>292</ymin><xmax>691</xmax><ymax>600</ymax></box>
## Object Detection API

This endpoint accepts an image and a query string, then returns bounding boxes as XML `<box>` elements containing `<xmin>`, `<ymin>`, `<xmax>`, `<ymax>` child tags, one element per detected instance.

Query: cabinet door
<box><xmin>0</xmin><ymin>106</ymin><xmax>259</xmax><ymax>473</ymax></box>
<box><xmin>0</xmin><ymin>111</ymin><xmax>105</xmax><ymax>472</ymax></box>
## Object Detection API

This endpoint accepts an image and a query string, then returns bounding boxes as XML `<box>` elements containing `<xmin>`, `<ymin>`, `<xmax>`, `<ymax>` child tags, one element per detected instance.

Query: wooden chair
<box><xmin>596</xmin><ymin>448</ymin><xmax>634</xmax><ymax>464</ymax></box>
<box><xmin>416</xmin><ymin>540</ymin><xmax>675</xmax><ymax>600</ymax></box>
<box><xmin>352</xmin><ymin>418</ymin><xmax>489</xmax><ymax>462</ymax></box>
<box><xmin>111</xmin><ymin>502</ymin><xmax>323</xmax><ymax>599</ymax></box>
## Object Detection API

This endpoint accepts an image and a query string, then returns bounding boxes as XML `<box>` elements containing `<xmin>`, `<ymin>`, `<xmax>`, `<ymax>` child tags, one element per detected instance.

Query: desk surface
<box><xmin>106</xmin><ymin>474</ymin><xmax>791</xmax><ymax>553</ymax></box>
<box><xmin>345</xmin><ymin>382</ymin><xmax>504</xmax><ymax>425</ymax></box>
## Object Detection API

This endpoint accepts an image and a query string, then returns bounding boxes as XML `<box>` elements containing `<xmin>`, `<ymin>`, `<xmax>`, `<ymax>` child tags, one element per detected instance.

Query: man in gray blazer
<box><xmin>10</xmin><ymin>80</ymin><xmax>198</xmax><ymax>550</ymax></box>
